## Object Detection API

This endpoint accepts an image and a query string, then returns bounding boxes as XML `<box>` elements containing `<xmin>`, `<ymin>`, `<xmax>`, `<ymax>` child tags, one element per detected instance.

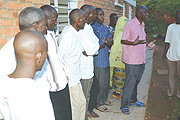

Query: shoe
<box><xmin>177</xmin><ymin>116</ymin><xmax>180</xmax><ymax>120</ymax></box>
<box><xmin>90</xmin><ymin>111</ymin><xmax>99</xmax><ymax>118</ymax></box>
<box><xmin>95</xmin><ymin>105</ymin><xmax>109</xmax><ymax>112</ymax></box>
<box><xmin>121</xmin><ymin>107</ymin><xmax>130</xmax><ymax>115</ymax></box>
<box><xmin>112</xmin><ymin>92</ymin><xmax>122</xmax><ymax>99</ymax></box>
<box><xmin>130</xmin><ymin>101</ymin><xmax>146</xmax><ymax>107</ymax></box>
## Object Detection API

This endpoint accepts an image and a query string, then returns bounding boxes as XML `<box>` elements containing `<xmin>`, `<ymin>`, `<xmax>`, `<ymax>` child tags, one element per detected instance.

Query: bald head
<box><xmin>40</xmin><ymin>5</ymin><xmax>57</xmax><ymax>19</ymax></box>
<box><xmin>40</xmin><ymin>5</ymin><xmax>58</xmax><ymax>31</ymax></box>
<box><xmin>14</xmin><ymin>30</ymin><xmax>48</xmax><ymax>71</ymax></box>
<box><xmin>80</xmin><ymin>4</ymin><xmax>96</xmax><ymax>24</ymax></box>
<box><xmin>80</xmin><ymin>4</ymin><xmax>95</xmax><ymax>14</ymax></box>
<box><xmin>69</xmin><ymin>9</ymin><xmax>86</xmax><ymax>25</ymax></box>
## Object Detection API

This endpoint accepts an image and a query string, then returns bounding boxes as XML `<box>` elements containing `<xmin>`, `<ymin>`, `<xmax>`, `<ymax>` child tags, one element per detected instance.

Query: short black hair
<box><xmin>110</xmin><ymin>13</ymin><xmax>117</xmax><ymax>19</ymax></box>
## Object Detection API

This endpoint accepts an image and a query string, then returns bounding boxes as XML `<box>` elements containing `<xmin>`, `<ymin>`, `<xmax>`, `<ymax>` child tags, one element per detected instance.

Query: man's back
<box><xmin>0</xmin><ymin>76</ymin><xmax>55</xmax><ymax>120</ymax></box>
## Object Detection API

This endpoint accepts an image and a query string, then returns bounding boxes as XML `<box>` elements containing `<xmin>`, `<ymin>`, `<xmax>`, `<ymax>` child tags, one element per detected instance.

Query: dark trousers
<box><xmin>50</xmin><ymin>84</ymin><xmax>72</xmax><ymax>120</ymax></box>
<box><xmin>88</xmin><ymin>66</ymin><xmax>110</xmax><ymax>112</ymax></box>
<box><xmin>121</xmin><ymin>63</ymin><xmax>145</xmax><ymax>109</ymax></box>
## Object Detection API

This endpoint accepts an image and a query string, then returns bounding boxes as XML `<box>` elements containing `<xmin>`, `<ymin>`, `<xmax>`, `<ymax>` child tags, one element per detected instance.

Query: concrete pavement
<box><xmin>89</xmin><ymin>47</ymin><xmax>154</xmax><ymax>120</ymax></box>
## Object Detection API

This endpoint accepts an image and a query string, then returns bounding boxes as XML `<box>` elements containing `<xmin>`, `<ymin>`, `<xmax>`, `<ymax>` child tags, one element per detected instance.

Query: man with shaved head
<box><xmin>41</xmin><ymin>5</ymin><xmax>72</xmax><ymax>120</ymax></box>
<box><xmin>0</xmin><ymin>7</ymin><xmax>47</xmax><ymax>80</ymax></box>
<box><xmin>58</xmin><ymin>9</ymin><xmax>86</xmax><ymax>120</ymax></box>
<box><xmin>0</xmin><ymin>30</ymin><xmax>55</xmax><ymax>120</ymax></box>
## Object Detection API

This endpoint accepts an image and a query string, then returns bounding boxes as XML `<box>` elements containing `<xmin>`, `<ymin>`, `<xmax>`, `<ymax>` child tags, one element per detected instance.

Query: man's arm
<box><xmin>162</xmin><ymin>43</ymin><xmax>170</xmax><ymax>61</ymax></box>
<box><xmin>121</xmin><ymin>36</ymin><xmax>146</xmax><ymax>45</ymax></box>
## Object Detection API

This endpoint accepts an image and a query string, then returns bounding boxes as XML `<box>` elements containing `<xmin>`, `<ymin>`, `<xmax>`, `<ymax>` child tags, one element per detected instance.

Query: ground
<box><xmin>145</xmin><ymin>35</ymin><xmax>180</xmax><ymax>120</ymax></box>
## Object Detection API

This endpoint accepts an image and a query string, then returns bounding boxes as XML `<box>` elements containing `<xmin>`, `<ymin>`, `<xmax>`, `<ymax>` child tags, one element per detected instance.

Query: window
<box><xmin>50</xmin><ymin>0</ymin><xmax>78</xmax><ymax>34</ymax></box>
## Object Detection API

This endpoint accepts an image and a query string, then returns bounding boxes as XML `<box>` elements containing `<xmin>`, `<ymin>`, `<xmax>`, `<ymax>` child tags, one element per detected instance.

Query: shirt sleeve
<box><xmin>79</xmin><ymin>30</ymin><xmax>99</xmax><ymax>56</ymax></box>
<box><xmin>58</xmin><ymin>32</ymin><xmax>73</xmax><ymax>60</ymax></box>
<box><xmin>0</xmin><ymin>39</ymin><xmax>16</xmax><ymax>78</ymax></box>
<box><xmin>164</xmin><ymin>25</ymin><xmax>171</xmax><ymax>43</ymax></box>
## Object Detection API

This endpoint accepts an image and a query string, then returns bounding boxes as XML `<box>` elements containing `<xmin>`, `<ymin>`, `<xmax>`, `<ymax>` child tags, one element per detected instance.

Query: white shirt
<box><xmin>45</xmin><ymin>30</ymin><xmax>68</xmax><ymax>91</ymax></box>
<box><xmin>58</xmin><ymin>25</ymin><xmax>83</xmax><ymax>87</ymax></box>
<box><xmin>78</xmin><ymin>23</ymin><xmax>99</xmax><ymax>79</ymax></box>
<box><xmin>0</xmin><ymin>38</ymin><xmax>16</xmax><ymax>78</ymax></box>
<box><xmin>0</xmin><ymin>76</ymin><xmax>55</xmax><ymax>120</ymax></box>
<box><xmin>165</xmin><ymin>23</ymin><xmax>180</xmax><ymax>61</ymax></box>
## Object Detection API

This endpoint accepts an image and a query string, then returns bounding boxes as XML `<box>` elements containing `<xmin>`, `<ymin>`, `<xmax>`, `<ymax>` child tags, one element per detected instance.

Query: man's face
<box><xmin>77</xmin><ymin>13</ymin><xmax>86</xmax><ymax>30</ymax></box>
<box><xmin>36</xmin><ymin>17</ymin><xmax>48</xmax><ymax>35</ymax></box>
<box><xmin>96</xmin><ymin>10</ymin><xmax>104</xmax><ymax>24</ymax></box>
<box><xmin>47</xmin><ymin>10</ymin><xmax>58</xmax><ymax>31</ymax></box>
<box><xmin>112</xmin><ymin>15</ymin><xmax>118</xmax><ymax>26</ymax></box>
<box><xmin>139</xmin><ymin>7</ymin><xmax>149</xmax><ymax>21</ymax></box>
<box><xmin>87</xmin><ymin>9</ymin><xmax>96</xmax><ymax>24</ymax></box>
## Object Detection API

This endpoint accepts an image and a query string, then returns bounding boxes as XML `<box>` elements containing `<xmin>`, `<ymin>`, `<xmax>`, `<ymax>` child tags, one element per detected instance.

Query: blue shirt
<box><xmin>91</xmin><ymin>22</ymin><xmax>112</xmax><ymax>67</ymax></box>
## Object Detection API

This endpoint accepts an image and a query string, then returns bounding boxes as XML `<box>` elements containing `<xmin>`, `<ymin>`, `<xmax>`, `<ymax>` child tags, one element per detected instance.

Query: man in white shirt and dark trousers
<box><xmin>40</xmin><ymin>5</ymin><xmax>72</xmax><ymax>120</ymax></box>
<box><xmin>58</xmin><ymin>9</ymin><xmax>86</xmax><ymax>120</ymax></box>
<box><xmin>79</xmin><ymin>4</ymin><xmax>99</xmax><ymax>119</ymax></box>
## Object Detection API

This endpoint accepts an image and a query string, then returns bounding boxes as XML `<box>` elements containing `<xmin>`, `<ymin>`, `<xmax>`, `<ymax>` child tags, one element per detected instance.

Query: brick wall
<box><xmin>0</xmin><ymin>0</ymin><xmax>50</xmax><ymax>49</ymax></box>
<box><xmin>78</xmin><ymin>0</ymin><xmax>135</xmax><ymax>25</ymax></box>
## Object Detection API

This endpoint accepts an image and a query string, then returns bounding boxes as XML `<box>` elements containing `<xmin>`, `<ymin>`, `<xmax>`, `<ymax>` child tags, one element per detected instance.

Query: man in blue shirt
<box><xmin>88</xmin><ymin>8</ymin><xmax>113</xmax><ymax>116</ymax></box>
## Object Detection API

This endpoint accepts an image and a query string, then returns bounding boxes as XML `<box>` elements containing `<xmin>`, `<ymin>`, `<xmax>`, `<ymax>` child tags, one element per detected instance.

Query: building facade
<box><xmin>0</xmin><ymin>0</ymin><xmax>136</xmax><ymax>48</ymax></box>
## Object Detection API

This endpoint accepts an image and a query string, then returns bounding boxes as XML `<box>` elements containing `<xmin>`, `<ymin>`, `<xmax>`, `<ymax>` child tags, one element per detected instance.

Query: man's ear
<box><xmin>32</xmin><ymin>22</ymin><xmax>38</xmax><ymax>31</ymax></box>
<box><xmin>36</xmin><ymin>52</ymin><xmax>42</xmax><ymax>64</ymax></box>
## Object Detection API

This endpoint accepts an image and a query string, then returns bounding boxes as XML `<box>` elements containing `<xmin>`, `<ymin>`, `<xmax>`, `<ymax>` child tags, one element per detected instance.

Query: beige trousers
<box><xmin>69</xmin><ymin>83</ymin><xmax>86</xmax><ymax>120</ymax></box>
<box><xmin>167</xmin><ymin>59</ymin><xmax>180</xmax><ymax>98</ymax></box>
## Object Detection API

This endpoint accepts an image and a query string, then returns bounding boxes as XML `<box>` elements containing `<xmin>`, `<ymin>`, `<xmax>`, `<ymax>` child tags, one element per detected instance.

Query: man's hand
<box><xmin>82</xmin><ymin>51</ymin><xmax>88</xmax><ymax>57</ymax></box>
<box><xmin>133</xmin><ymin>36</ymin><xmax>146</xmax><ymax>45</ymax></box>
<box><xmin>147</xmin><ymin>40</ymin><xmax>159</xmax><ymax>51</ymax></box>
<box><xmin>162</xmin><ymin>54</ymin><xmax>167</xmax><ymax>61</ymax></box>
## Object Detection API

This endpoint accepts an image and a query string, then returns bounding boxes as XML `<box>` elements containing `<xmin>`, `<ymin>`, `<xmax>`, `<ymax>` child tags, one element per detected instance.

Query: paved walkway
<box><xmin>89</xmin><ymin>47</ymin><xmax>154</xmax><ymax>120</ymax></box>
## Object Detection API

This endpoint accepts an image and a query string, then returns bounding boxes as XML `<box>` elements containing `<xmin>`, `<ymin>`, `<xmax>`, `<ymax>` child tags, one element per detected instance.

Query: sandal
<box><xmin>95</xmin><ymin>105</ymin><xmax>109</xmax><ymax>112</ymax></box>
<box><xmin>130</xmin><ymin>101</ymin><xmax>146</xmax><ymax>107</ymax></box>
<box><xmin>91</xmin><ymin>111</ymin><xmax>99</xmax><ymax>118</ymax></box>
<box><xmin>104</xmin><ymin>100</ymin><xmax>112</xmax><ymax>106</ymax></box>
<box><xmin>112</xmin><ymin>92</ymin><xmax>122</xmax><ymax>99</ymax></box>
<box><xmin>121</xmin><ymin>108</ymin><xmax>130</xmax><ymax>115</ymax></box>
<box><xmin>86</xmin><ymin>111</ymin><xmax>93</xmax><ymax>118</ymax></box>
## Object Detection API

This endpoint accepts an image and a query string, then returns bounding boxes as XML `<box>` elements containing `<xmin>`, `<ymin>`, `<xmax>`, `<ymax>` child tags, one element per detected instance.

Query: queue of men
<box><xmin>0</xmin><ymin>3</ymin><xmax>158</xmax><ymax>120</ymax></box>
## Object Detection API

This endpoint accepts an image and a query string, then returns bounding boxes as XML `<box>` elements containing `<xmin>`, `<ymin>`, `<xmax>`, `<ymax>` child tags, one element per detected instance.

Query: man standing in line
<box><xmin>0</xmin><ymin>7</ymin><xmax>48</xmax><ymax>80</ymax></box>
<box><xmin>0</xmin><ymin>30</ymin><xmax>55</xmax><ymax>120</ymax></box>
<box><xmin>41</xmin><ymin>5</ymin><xmax>72</xmax><ymax>120</ymax></box>
<box><xmin>58</xmin><ymin>9</ymin><xmax>86</xmax><ymax>120</ymax></box>
<box><xmin>106</xmin><ymin>13</ymin><xmax>118</xmax><ymax>38</ymax></box>
<box><xmin>120</xmin><ymin>5</ymin><xmax>157</xmax><ymax>114</ymax></box>
<box><xmin>79</xmin><ymin>4</ymin><xmax>100</xmax><ymax>119</ymax></box>
<box><xmin>162</xmin><ymin>9</ymin><xmax>180</xmax><ymax>100</ymax></box>
<box><xmin>88</xmin><ymin>8</ymin><xmax>113</xmax><ymax>114</ymax></box>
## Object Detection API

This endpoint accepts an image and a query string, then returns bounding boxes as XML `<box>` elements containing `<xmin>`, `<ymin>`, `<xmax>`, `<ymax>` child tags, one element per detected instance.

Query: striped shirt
<box><xmin>91</xmin><ymin>22</ymin><xmax>112</xmax><ymax>68</ymax></box>
<box><xmin>58</xmin><ymin>25</ymin><xmax>83</xmax><ymax>87</ymax></box>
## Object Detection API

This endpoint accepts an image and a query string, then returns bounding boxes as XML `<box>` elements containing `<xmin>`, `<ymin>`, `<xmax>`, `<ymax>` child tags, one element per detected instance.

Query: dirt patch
<box><xmin>145</xmin><ymin>35</ymin><xmax>180</xmax><ymax>120</ymax></box>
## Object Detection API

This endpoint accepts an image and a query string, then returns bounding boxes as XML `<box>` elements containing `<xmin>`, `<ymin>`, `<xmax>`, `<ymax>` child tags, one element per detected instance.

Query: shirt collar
<box><xmin>69</xmin><ymin>24</ymin><xmax>78</xmax><ymax>35</ymax></box>
<box><xmin>134</xmin><ymin>17</ymin><xmax>145</xmax><ymax>26</ymax></box>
